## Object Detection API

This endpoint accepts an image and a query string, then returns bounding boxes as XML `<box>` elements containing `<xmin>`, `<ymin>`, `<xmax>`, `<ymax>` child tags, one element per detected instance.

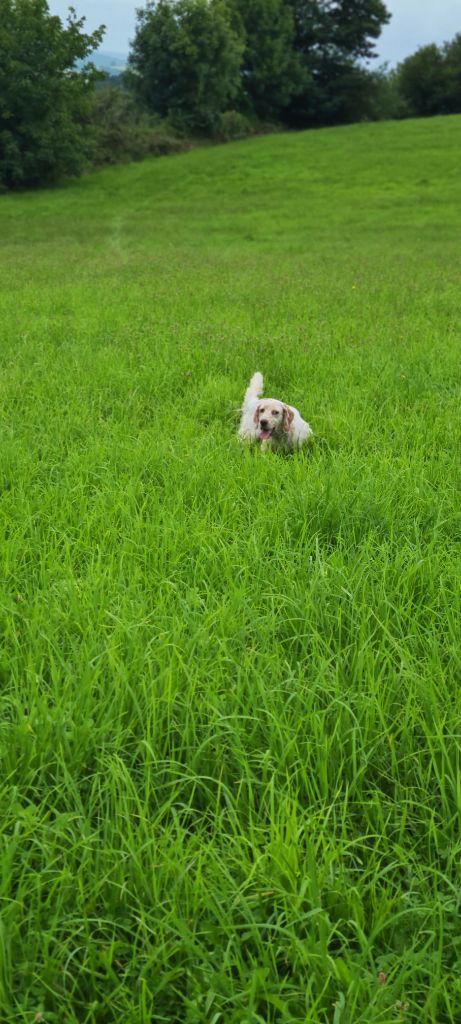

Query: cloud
<box><xmin>377</xmin><ymin>0</ymin><xmax>461</xmax><ymax>65</ymax></box>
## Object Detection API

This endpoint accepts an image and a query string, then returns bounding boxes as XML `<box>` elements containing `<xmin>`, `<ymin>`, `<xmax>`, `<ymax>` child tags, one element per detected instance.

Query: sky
<box><xmin>48</xmin><ymin>1</ymin><xmax>461</xmax><ymax>67</ymax></box>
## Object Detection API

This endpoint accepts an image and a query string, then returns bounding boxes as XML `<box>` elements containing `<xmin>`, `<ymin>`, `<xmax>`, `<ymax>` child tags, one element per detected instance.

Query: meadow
<box><xmin>0</xmin><ymin>115</ymin><xmax>460</xmax><ymax>1023</ymax></box>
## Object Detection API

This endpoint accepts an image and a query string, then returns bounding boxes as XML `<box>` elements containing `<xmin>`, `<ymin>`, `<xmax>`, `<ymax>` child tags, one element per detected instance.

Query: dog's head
<box><xmin>253</xmin><ymin>399</ymin><xmax>294</xmax><ymax>441</ymax></box>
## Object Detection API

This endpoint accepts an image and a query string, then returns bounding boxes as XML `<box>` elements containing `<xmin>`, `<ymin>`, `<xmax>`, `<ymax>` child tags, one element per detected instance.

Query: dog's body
<box><xmin>238</xmin><ymin>372</ymin><xmax>312</xmax><ymax>449</ymax></box>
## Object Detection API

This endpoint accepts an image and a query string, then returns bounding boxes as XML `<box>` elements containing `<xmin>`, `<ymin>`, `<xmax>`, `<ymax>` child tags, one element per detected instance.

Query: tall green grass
<box><xmin>1</xmin><ymin>116</ymin><xmax>460</xmax><ymax>1023</ymax></box>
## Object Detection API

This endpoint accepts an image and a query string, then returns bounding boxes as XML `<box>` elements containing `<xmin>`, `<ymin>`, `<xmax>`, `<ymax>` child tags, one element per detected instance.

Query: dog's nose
<box><xmin>260</xmin><ymin>419</ymin><xmax>269</xmax><ymax>429</ymax></box>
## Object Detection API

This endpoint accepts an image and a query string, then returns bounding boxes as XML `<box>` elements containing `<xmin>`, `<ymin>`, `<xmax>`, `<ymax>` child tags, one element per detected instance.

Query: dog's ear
<box><xmin>282</xmin><ymin>405</ymin><xmax>294</xmax><ymax>432</ymax></box>
<box><xmin>253</xmin><ymin>404</ymin><xmax>260</xmax><ymax>425</ymax></box>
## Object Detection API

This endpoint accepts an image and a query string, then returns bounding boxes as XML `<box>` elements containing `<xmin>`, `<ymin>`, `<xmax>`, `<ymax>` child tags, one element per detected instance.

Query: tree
<box><xmin>283</xmin><ymin>0</ymin><xmax>391</xmax><ymax>126</ymax></box>
<box><xmin>443</xmin><ymin>34</ymin><xmax>461</xmax><ymax>113</ymax></box>
<box><xmin>396</xmin><ymin>44</ymin><xmax>451</xmax><ymax>117</ymax></box>
<box><xmin>127</xmin><ymin>0</ymin><xmax>244</xmax><ymax>132</ymax></box>
<box><xmin>228</xmin><ymin>0</ymin><xmax>303</xmax><ymax>120</ymax></box>
<box><xmin>362</xmin><ymin>65</ymin><xmax>407</xmax><ymax>121</ymax></box>
<box><xmin>0</xmin><ymin>0</ymin><xmax>104</xmax><ymax>189</ymax></box>
<box><xmin>396</xmin><ymin>34</ymin><xmax>461</xmax><ymax>118</ymax></box>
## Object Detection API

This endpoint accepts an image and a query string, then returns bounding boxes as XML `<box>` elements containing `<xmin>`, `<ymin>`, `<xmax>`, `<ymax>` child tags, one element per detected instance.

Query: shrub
<box><xmin>90</xmin><ymin>85</ymin><xmax>189</xmax><ymax>166</ymax></box>
<box><xmin>213</xmin><ymin>110</ymin><xmax>254</xmax><ymax>140</ymax></box>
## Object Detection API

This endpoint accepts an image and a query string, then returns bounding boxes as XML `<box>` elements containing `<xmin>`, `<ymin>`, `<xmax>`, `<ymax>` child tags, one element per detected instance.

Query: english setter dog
<box><xmin>238</xmin><ymin>372</ymin><xmax>312</xmax><ymax>449</ymax></box>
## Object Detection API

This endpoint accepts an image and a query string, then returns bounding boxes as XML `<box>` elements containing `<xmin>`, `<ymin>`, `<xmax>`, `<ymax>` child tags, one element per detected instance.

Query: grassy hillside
<box><xmin>1</xmin><ymin>116</ymin><xmax>460</xmax><ymax>1023</ymax></box>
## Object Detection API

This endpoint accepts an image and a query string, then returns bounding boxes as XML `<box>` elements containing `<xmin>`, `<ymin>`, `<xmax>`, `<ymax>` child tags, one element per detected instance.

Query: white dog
<box><xmin>238</xmin><ymin>372</ymin><xmax>312</xmax><ymax>449</ymax></box>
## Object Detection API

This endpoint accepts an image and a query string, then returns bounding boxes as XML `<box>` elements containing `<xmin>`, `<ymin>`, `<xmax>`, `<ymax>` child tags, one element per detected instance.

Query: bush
<box><xmin>90</xmin><ymin>85</ymin><xmax>190</xmax><ymax>166</ymax></box>
<box><xmin>213</xmin><ymin>110</ymin><xmax>254</xmax><ymax>140</ymax></box>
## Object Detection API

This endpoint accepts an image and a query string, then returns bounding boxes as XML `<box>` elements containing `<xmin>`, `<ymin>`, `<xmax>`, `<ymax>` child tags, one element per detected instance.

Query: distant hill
<box><xmin>91</xmin><ymin>51</ymin><xmax>128</xmax><ymax>74</ymax></box>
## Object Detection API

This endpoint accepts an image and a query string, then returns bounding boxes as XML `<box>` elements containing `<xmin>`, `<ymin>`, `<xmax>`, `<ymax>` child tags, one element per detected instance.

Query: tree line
<box><xmin>1</xmin><ymin>0</ymin><xmax>461</xmax><ymax>190</ymax></box>
<box><xmin>125</xmin><ymin>0</ymin><xmax>390</xmax><ymax>131</ymax></box>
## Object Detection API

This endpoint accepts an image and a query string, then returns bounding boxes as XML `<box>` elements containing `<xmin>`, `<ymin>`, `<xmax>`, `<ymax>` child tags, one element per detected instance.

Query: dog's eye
<box><xmin>272</xmin><ymin>410</ymin><xmax>279</xmax><ymax>416</ymax></box>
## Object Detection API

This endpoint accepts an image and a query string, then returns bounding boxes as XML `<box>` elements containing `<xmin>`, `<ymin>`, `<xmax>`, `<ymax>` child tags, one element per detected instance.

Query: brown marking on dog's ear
<box><xmin>253</xmin><ymin>404</ymin><xmax>261</xmax><ymax>425</ymax></box>
<box><xmin>282</xmin><ymin>405</ymin><xmax>295</xmax><ymax>432</ymax></box>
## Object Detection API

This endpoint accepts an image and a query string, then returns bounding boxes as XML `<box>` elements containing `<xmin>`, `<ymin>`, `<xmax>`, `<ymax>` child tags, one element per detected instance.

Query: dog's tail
<box><xmin>243</xmin><ymin>372</ymin><xmax>263</xmax><ymax>408</ymax></box>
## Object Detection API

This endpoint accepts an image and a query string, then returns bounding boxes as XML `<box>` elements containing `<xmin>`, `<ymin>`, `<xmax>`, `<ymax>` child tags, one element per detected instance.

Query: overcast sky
<box><xmin>48</xmin><ymin>0</ymin><xmax>461</xmax><ymax>67</ymax></box>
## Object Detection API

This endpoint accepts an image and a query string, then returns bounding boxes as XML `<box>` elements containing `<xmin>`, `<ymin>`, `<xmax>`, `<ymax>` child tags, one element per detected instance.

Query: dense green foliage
<box><xmin>229</xmin><ymin>0</ymin><xmax>302</xmax><ymax>119</ymax></box>
<box><xmin>126</xmin><ymin>1</ymin><xmax>460</xmax><ymax>132</ymax></box>
<box><xmin>283</xmin><ymin>0</ymin><xmax>390</xmax><ymax>124</ymax></box>
<box><xmin>0</xmin><ymin>0</ymin><xmax>103</xmax><ymax>189</ymax></box>
<box><xmin>127</xmin><ymin>0</ymin><xmax>244</xmax><ymax>131</ymax></box>
<box><xmin>126</xmin><ymin>1</ymin><xmax>461</xmax><ymax>133</ymax></box>
<box><xmin>397</xmin><ymin>34</ymin><xmax>461</xmax><ymax>117</ymax></box>
<box><xmin>90</xmin><ymin>84</ymin><xmax>189</xmax><ymax>165</ymax></box>
<box><xmin>1</xmin><ymin>115</ymin><xmax>461</xmax><ymax>1022</ymax></box>
<box><xmin>129</xmin><ymin>0</ymin><xmax>390</xmax><ymax>129</ymax></box>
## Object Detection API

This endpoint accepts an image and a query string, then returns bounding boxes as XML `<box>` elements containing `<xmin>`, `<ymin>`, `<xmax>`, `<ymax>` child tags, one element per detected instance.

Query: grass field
<box><xmin>1</xmin><ymin>115</ymin><xmax>460</xmax><ymax>1023</ymax></box>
